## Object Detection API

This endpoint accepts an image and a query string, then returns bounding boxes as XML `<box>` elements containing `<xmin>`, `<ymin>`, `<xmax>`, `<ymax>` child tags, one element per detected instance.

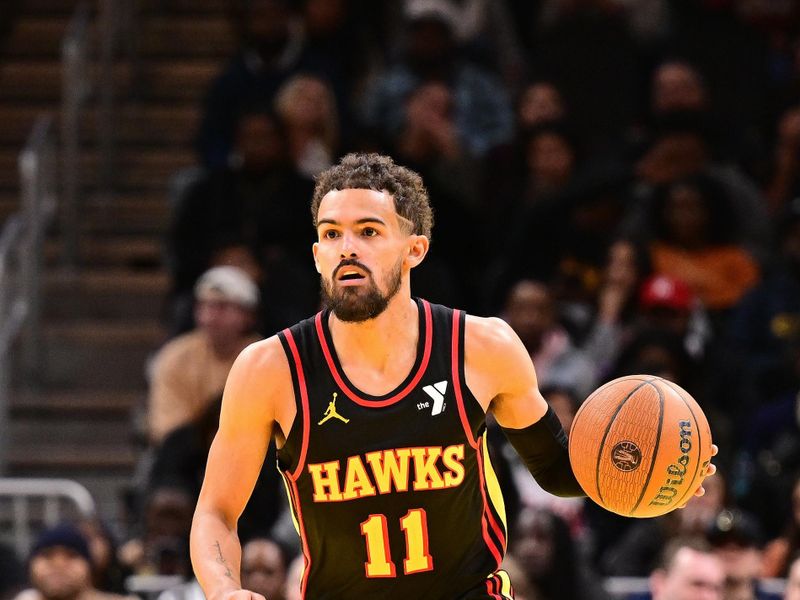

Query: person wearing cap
<box><xmin>15</xmin><ymin>524</ymin><xmax>132</xmax><ymax>600</ymax></box>
<box><xmin>148</xmin><ymin>266</ymin><xmax>262</xmax><ymax>444</ymax></box>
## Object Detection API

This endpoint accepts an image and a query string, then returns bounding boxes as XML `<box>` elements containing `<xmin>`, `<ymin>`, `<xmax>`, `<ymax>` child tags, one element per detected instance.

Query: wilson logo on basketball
<box><xmin>611</xmin><ymin>441</ymin><xmax>642</xmax><ymax>472</ymax></box>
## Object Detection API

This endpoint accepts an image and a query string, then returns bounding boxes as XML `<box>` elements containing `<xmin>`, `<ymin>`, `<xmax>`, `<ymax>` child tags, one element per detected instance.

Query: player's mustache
<box><xmin>332</xmin><ymin>259</ymin><xmax>372</xmax><ymax>280</ymax></box>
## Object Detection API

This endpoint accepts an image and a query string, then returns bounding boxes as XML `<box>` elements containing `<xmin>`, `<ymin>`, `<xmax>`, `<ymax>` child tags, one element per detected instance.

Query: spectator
<box><xmin>148</xmin><ymin>266</ymin><xmax>261</xmax><ymax>444</ymax></box>
<box><xmin>651</xmin><ymin>61</ymin><xmax>709</xmax><ymax>116</ymax></box>
<box><xmin>118</xmin><ymin>487</ymin><xmax>194</xmax><ymax>577</ymax></box>
<box><xmin>75</xmin><ymin>520</ymin><xmax>129</xmax><ymax>595</ymax></box>
<box><xmin>170</xmin><ymin>110</ymin><xmax>314</xmax><ymax>312</ymax></box>
<box><xmin>648</xmin><ymin>175</ymin><xmax>760</xmax><ymax>314</ymax></box>
<box><xmin>786</xmin><ymin>555</ymin><xmax>800</xmax><ymax>600</ymax></box>
<box><xmin>602</xmin><ymin>472</ymin><xmax>728</xmax><ymax>577</ymax></box>
<box><xmin>361</xmin><ymin>0</ymin><xmax>513</xmax><ymax>157</ymax></box>
<box><xmin>15</xmin><ymin>524</ymin><xmax>131</xmax><ymax>600</ymax></box>
<box><xmin>624</xmin><ymin>115</ymin><xmax>771</xmax><ymax>260</ymax></box>
<box><xmin>523</xmin><ymin>124</ymin><xmax>578</xmax><ymax>203</ymax></box>
<box><xmin>517</xmin><ymin>81</ymin><xmax>567</xmax><ymax>131</ymax></box>
<box><xmin>196</xmin><ymin>0</ymin><xmax>308</xmax><ymax>168</ymax></box>
<box><xmin>762</xmin><ymin>477</ymin><xmax>800</xmax><ymax>578</ymax></box>
<box><xmin>507</xmin><ymin>507</ymin><xmax>609</xmax><ymax>600</ymax></box>
<box><xmin>0</xmin><ymin>541</ymin><xmax>25</xmax><ymax>600</ymax></box>
<box><xmin>241</xmin><ymin>538</ymin><xmax>289</xmax><ymax>600</ymax></box>
<box><xmin>501</xmin><ymin>280</ymin><xmax>598</xmax><ymax>400</ymax></box>
<box><xmin>765</xmin><ymin>106</ymin><xmax>800</xmax><ymax>214</ymax></box>
<box><xmin>390</xmin><ymin>80</ymin><xmax>479</xmax><ymax>308</ymax></box>
<box><xmin>707</xmin><ymin>510</ymin><xmax>777</xmax><ymax>600</ymax></box>
<box><xmin>274</xmin><ymin>74</ymin><xmax>339</xmax><ymax>178</ymax></box>
<box><xmin>148</xmin><ymin>396</ymin><xmax>283</xmax><ymax>544</ymax></box>
<box><xmin>649</xmin><ymin>537</ymin><xmax>725</xmax><ymax>600</ymax></box>
<box><xmin>528</xmin><ymin>0</ymin><xmax>642</xmax><ymax>152</ymax></box>
<box><xmin>284</xmin><ymin>554</ymin><xmax>304</xmax><ymax>600</ymax></box>
<box><xmin>581</xmin><ymin>237</ymin><xmax>652</xmax><ymax>376</ymax></box>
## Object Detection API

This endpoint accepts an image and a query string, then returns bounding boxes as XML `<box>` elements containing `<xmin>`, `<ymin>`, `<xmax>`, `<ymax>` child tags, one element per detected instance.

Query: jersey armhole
<box><xmin>278</xmin><ymin>328</ymin><xmax>310</xmax><ymax>481</ymax></box>
<box><xmin>451</xmin><ymin>309</ymin><xmax>485</xmax><ymax>449</ymax></box>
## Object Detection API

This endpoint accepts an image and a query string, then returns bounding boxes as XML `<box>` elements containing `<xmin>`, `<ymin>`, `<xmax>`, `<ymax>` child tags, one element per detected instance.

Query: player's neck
<box><xmin>328</xmin><ymin>294</ymin><xmax>419</xmax><ymax>373</ymax></box>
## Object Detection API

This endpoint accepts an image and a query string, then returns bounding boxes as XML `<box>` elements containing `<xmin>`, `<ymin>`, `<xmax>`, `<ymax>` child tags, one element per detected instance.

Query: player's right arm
<box><xmin>190</xmin><ymin>336</ymin><xmax>294</xmax><ymax>600</ymax></box>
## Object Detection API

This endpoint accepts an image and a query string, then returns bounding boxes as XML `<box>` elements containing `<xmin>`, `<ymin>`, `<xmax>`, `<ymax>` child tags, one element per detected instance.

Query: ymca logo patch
<box><xmin>419</xmin><ymin>381</ymin><xmax>448</xmax><ymax>416</ymax></box>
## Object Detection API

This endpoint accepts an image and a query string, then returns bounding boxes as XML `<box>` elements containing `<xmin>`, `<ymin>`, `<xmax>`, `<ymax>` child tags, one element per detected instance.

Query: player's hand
<box><xmin>217</xmin><ymin>590</ymin><xmax>267</xmax><ymax>600</ymax></box>
<box><xmin>678</xmin><ymin>444</ymin><xmax>718</xmax><ymax>508</ymax></box>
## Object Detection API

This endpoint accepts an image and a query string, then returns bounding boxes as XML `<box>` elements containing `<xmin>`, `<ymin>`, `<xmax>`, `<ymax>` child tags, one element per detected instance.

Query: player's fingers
<box><xmin>705</xmin><ymin>462</ymin><xmax>717</xmax><ymax>477</ymax></box>
<box><xmin>711</xmin><ymin>444</ymin><xmax>718</xmax><ymax>456</ymax></box>
<box><xmin>693</xmin><ymin>485</ymin><xmax>706</xmax><ymax>498</ymax></box>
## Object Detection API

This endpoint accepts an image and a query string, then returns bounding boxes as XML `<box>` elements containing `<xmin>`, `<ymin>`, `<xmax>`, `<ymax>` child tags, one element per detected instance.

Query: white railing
<box><xmin>61</xmin><ymin>2</ymin><xmax>91</xmax><ymax>268</ymax></box>
<box><xmin>0</xmin><ymin>115</ymin><xmax>57</xmax><ymax>473</ymax></box>
<box><xmin>0</xmin><ymin>478</ymin><xmax>96</xmax><ymax>558</ymax></box>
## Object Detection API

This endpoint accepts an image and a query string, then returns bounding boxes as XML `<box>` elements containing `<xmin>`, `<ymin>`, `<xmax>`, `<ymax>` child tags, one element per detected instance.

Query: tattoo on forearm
<box><xmin>213</xmin><ymin>541</ymin><xmax>234</xmax><ymax>579</ymax></box>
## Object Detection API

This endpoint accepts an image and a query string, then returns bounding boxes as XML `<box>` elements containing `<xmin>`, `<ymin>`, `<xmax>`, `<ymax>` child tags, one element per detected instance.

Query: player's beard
<box><xmin>321</xmin><ymin>258</ymin><xmax>403</xmax><ymax>323</ymax></box>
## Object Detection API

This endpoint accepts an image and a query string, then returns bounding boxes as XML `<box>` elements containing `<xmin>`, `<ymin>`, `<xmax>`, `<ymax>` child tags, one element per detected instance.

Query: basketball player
<box><xmin>190</xmin><ymin>154</ymin><xmax>715</xmax><ymax>599</ymax></box>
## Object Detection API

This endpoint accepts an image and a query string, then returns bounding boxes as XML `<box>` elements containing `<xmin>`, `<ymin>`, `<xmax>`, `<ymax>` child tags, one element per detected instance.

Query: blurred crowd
<box><xmin>6</xmin><ymin>0</ymin><xmax>800</xmax><ymax>598</ymax></box>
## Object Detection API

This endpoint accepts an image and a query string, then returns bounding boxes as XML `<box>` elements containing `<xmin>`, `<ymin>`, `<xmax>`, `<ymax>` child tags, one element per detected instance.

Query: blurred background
<box><xmin>1</xmin><ymin>0</ymin><xmax>800</xmax><ymax>598</ymax></box>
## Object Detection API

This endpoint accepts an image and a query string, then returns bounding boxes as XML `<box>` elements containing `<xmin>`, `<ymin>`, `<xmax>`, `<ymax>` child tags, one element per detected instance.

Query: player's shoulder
<box><xmin>230</xmin><ymin>334</ymin><xmax>291</xmax><ymax>382</ymax></box>
<box><xmin>463</xmin><ymin>313</ymin><xmax>520</xmax><ymax>354</ymax></box>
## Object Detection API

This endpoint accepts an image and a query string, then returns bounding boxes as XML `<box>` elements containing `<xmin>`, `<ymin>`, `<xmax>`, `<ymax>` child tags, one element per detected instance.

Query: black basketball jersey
<box><xmin>276</xmin><ymin>299</ymin><xmax>513</xmax><ymax>599</ymax></box>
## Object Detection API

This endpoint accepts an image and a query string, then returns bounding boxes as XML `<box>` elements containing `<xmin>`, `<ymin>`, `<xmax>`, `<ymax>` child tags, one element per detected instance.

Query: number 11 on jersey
<box><xmin>360</xmin><ymin>508</ymin><xmax>434</xmax><ymax>577</ymax></box>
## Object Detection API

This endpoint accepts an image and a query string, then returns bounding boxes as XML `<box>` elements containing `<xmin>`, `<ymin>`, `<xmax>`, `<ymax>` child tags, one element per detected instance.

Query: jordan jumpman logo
<box><xmin>318</xmin><ymin>392</ymin><xmax>350</xmax><ymax>425</ymax></box>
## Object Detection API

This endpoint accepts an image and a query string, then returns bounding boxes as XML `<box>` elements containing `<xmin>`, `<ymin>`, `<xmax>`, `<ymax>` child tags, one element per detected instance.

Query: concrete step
<box><xmin>41</xmin><ymin>319</ymin><xmax>165</xmax><ymax>389</ymax></box>
<box><xmin>6</xmin><ymin>444</ymin><xmax>137</xmax><ymax>473</ymax></box>
<box><xmin>1</xmin><ymin>192</ymin><xmax>173</xmax><ymax>235</ymax></box>
<box><xmin>0</xmin><ymin>147</ymin><xmax>195</xmax><ymax>189</ymax></box>
<box><xmin>5</xmin><ymin>15</ymin><xmax>234</xmax><ymax>59</ymax></box>
<box><xmin>139</xmin><ymin>16</ymin><xmax>235</xmax><ymax>58</ymax></box>
<box><xmin>3</xmin><ymin>16</ymin><xmax>80</xmax><ymax>57</ymax></box>
<box><xmin>0</xmin><ymin>103</ymin><xmax>200</xmax><ymax>147</ymax></box>
<box><xmin>0</xmin><ymin>59</ymin><xmax>219</xmax><ymax>102</ymax></box>
<box><xmin>44</xmin><ymin>234</ymin><xmax>164</xmax><ymax>268</ymax></box>
<box><xmin>43</xmin><ymin>268</ymin><xmax>169</xmax><ymax>319</ymax></box>
<box><xmin>11</xmin><ymin>417</ymin><xmax>133</xmax><ymax>447</ymax></box>
<box><xmin>11</xmin><ymin>389</ymin><xmax>140</xmax><ymax>417</ymax></box>
<box><xmin>20</xmin><ymin>0</ymin><xmax>228</xmax><ymax>15</ymax></box>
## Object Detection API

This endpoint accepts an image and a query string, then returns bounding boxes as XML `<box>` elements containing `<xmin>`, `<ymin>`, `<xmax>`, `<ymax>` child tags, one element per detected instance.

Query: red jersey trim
<box><xmin>451</xmin><ymin>309</ymin><xmax>478</xmax><ymax>449</ymax></box>
<box><xmin>451</xmin><ymin>311</ymin><xmax>504</xmax><ymax>567</ymax></box>
<box><xmin>283</xmin><ymin>328</ymin><xmax>311</xmax><ymax>481</ymax></box>
<box><xmin>284</xmin><ymin>473</ymin><xmax>311</xmax><ymax>598</ymax></box>
<box><xmin>314</xmin><ymin>300</ymin><xmax>434</xmax><ymax>407</ymax></box>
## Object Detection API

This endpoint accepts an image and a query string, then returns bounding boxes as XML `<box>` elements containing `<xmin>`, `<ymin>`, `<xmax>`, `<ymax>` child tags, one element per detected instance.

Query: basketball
<box><xmin>568</xmin><ymin>375</ymin><xmax>713</xmax><ymax>518</ymax></box>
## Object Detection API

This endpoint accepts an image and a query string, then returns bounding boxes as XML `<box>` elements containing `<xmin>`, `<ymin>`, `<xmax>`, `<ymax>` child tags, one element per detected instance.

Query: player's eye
<box><xmin>323</xmin><ymin>229</ymin><xmax>339</xmax><ymax>239</ymax></box>
<box><xmin>362</xmin><ymin>227</ymin><xmax>378</xmax><ymax>237</ymax></box>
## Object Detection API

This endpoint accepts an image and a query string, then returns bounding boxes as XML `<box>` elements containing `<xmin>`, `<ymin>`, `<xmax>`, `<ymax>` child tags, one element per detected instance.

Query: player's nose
<box><xmin>339</xmin><ymin>230</ymin><xmax>359</xmax><ymax>258</ymax></box>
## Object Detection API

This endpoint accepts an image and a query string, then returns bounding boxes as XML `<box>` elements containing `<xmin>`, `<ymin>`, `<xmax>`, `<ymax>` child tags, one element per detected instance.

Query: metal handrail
<box><xmin>0</xmin><ymin>478</ymin><xmax>96</xmax><ymax>558</ymax></box>
<box><xmin>0</xmin><ymin>116</ymin><xmax>57</xmax><ymax>473</ymax></box>
<box><xmin>61</xmin><ymin>2</ymin><xmax>92</xmax><ymax>268</ymax></box>
<box><xmin>18</xmin><ymin>115</ymin><xmax>57</xmax><ymax>380</ymax></box>
<box><xmin>97</xmin><ymin>0</ymin><xmax>139</xmax><ymax>199</ymax></box>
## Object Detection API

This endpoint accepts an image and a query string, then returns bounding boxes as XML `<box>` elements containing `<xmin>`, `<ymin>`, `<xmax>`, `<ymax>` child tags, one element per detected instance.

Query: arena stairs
<box><xmin>0</xmin><ymin>0</ymin><xmax>234</xmax><ymax>525</ymax></box>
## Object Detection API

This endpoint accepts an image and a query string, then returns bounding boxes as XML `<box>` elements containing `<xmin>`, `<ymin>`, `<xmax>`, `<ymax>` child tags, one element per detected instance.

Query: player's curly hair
<box><xmin>311</xmin><ymin>153</ymin><xmax>434</xmax><ymax>240</ymax></box>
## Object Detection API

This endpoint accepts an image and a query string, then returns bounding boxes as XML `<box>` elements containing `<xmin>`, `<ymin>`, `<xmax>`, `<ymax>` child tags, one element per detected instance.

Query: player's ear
<box><xmin>406</xmin><ymin>235</ymin><xmax>429</xmax><ymax>269</ymax></box>
<box><xmin>312</xmin><ymin>242</ymin><xmax>321</xmax><ymax>273</ymax></box>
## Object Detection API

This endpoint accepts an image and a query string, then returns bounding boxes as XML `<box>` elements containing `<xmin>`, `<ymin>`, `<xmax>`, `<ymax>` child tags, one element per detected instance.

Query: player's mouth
<box><xmin>335</xmin><ymin>267</ymin><xmax>368</xmax><ymax>286</ymax></box>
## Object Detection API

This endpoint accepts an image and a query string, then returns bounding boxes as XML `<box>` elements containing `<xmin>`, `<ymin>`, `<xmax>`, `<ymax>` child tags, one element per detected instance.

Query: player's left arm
<box><xmin>464</xmin><ymin>315</ymin><xmax>586</xmax><ymax>498</ymax></box>
<box><xmin>464</xmin><ymin>315</ymin><xmax>717</xmax><ymax>502</ymax></box>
